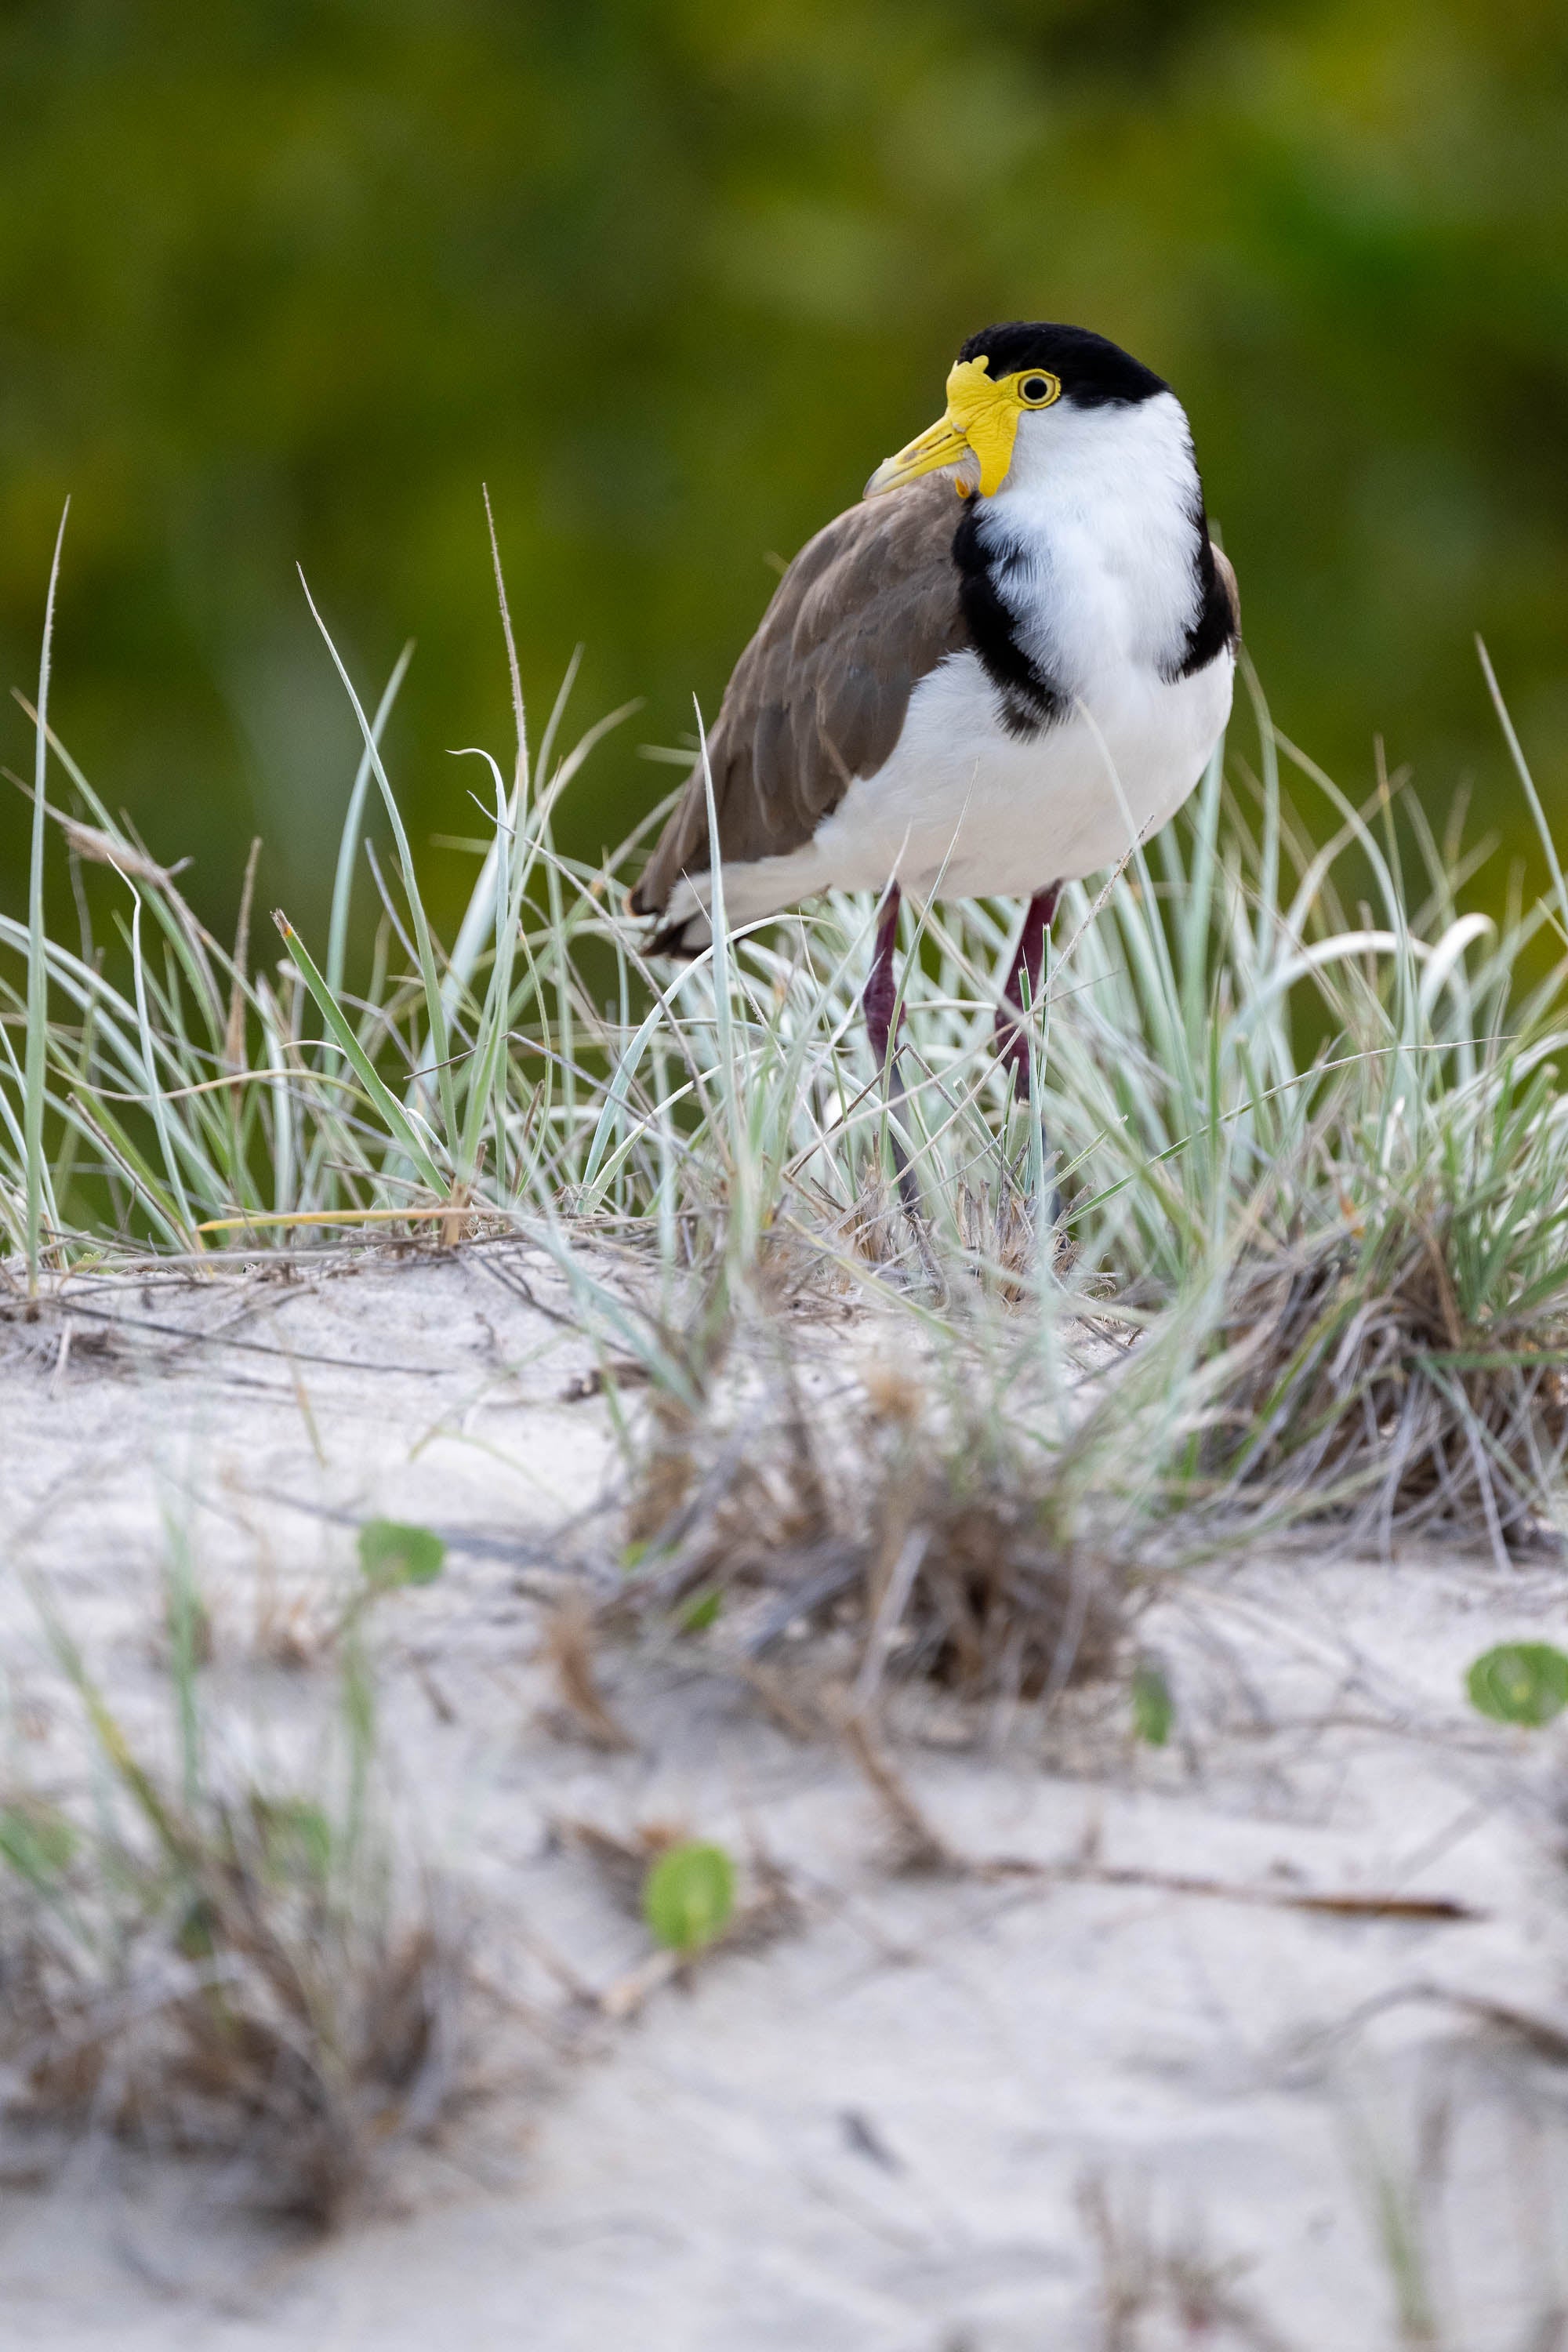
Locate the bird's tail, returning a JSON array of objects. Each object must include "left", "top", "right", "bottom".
[{"left": 622, "top": 882, "right": 710, "bottom": 960}]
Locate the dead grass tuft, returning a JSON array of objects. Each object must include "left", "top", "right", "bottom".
[
  {"left": 0, "top": 1791, "right": 466, "bottom": 2227},
  {"left": 955, "top": 1175, "right": 1056, "bottom": 1298},
  {"left": 874, "top": 1476, "right": 1123, "bottom": 1700},
  {"left": 0, "top": 1595, "right": 472, "bottom": 2229},
  {"left": 618, "top": 1331, "right": 1128, "bottom": 1715},
  {"left": 1204, "top": 1182, "right": 1568, "bottom": 1554},
  {"left": 1079, "top": 2172, "right": 1298, "bottom": 2352}
]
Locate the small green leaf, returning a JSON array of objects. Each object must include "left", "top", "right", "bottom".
[
  {"left": 677, "top": 1588, "right": 722, "bottom": 1635},
  {"left": 644, "top": 1841, "right": 735, "bottom": 1954},
  {"left": 0, "top": 1801, "right": 77, "bottom": 1888},
  {"left": 1132, "top": 1661, "right": 1174, "bottom": 1747},
  {"left": 1466, "top": 1642, "right": 1568, "bottom": 1728},
  {"left": 358, "top": 1519, "right": 446, "bottom": 1592}
]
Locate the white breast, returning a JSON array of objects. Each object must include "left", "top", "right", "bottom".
[
  {"left": 810, "top": 641, "right": 1233, "bottom": 901},
  {"left": 998, "top": 390, "right": 1214, "bottom": 686}
]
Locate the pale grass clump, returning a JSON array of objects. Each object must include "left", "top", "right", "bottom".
[
  {"left": 0, "top": 1584, "right": 466, "bottom": 2227},
  {"left": 601, "top": 1293, "right": 1197, "bottom": 1719},
  {"left": 1200, "top": 1134, "right": 1568, "bottom": 1555},
  {"left": 0, "top": 517, "right": 1565, "bottom": 1552}
]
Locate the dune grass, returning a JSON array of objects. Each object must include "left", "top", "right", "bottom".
[
  {"left": 2, "top": 532, "right": 1566, "bottom": 1559},
  {"left": 0, "top": 1549, "right": 466, "bottom": 2224}
]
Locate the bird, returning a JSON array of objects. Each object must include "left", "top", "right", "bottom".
[{"left": 628, "top": 321, "right": 1238, "bottom": 1192}]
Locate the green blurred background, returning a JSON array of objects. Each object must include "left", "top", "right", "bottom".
[{"left": 2, "top": 0, "right": 1565, "bottom": 949}]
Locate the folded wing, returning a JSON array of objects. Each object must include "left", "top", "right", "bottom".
[{"left": 630, "top": 478, "right": 969, "bottom": 919}]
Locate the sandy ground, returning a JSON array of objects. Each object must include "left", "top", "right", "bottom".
[{"left": 3, "top": 1240, "right": 1568, "bottom": 2350}]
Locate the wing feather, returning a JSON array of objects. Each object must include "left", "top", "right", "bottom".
[{"left": 630, "top": 479, "right": 967, "bottom": 916}]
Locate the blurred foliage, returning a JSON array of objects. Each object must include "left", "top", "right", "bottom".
[{"left": 1, "top": 0, "right": 1566, "bottom": 948}]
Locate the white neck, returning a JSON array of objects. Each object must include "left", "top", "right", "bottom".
[{"left": 981, "top": 390, "right": 1205, "bottom": 687}]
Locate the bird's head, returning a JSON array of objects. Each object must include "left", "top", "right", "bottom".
[{"left": 865, "top": 322, "right": 1168, "bottom": 502}]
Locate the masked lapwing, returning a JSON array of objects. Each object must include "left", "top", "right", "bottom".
[{"left": 629, "top": 320, "right": 1238, "bottom": 1174}]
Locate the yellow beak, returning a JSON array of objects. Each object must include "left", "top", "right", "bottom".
[
  {"left": 863, "top": 356, "right": 1021, "bottom": 502},
  {"left": 863, "top": 411, "right": 973, "bottom": 500}
]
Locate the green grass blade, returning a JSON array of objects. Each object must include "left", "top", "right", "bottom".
[
  {"left": 327, "top": 639, "right": 415, "bottom": 1001},
  {"left": 274, "top": 911, "right": 448, "bottom": 1196},
  {"left": 24, "top": 503, "right": 69, "bottom": 1293},
  {"left": 298, "top": 572, "right": 459, "bottom": 1149}
]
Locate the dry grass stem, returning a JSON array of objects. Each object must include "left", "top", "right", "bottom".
[{"left": 541, "top": 1599, "right": 636, "bottom": 1751}]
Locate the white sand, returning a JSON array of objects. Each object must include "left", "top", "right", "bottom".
[{"left": 3, "top": 1241, "right": 1568, "bottom": 2350}]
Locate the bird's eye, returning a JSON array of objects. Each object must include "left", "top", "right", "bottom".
[{"left": 1018, "top": 372, "right": 1059, "bottom": 408}]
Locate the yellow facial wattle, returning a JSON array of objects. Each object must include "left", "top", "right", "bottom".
[{"left": 864, "top": 356, "right": 1062, "bottom": 501}]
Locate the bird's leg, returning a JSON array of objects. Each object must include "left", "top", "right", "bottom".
[
  {"left": 863, "top": 884, "right": 904, "bottom": 1073},
  {"left": 994, "top": 884, "right": 1059, "bottom": 1098},
  {"left": 862, "top": 884, "right": 924, "bottom": 1219},
  {"left": 996, "top": 884, "right": 1063, "bottom": 1229}
]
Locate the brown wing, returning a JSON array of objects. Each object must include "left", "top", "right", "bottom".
[{"left": 630, "top": 478, "right": 968, "bottom": 916}]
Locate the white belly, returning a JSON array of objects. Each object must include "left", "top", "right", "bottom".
[
  {"left": 814, "top": 646, "right": 1233, "bottom": 896},
  {"left": 678, "top": 645, "right": 1234, "bottom": 931}
]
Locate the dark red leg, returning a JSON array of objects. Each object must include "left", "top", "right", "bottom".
[
  {"left": 863, "top": 884, "right": 904, "bottom": 1070},
  {"left": 994, "top": 884, "right": 1060, "bottom": 1098},
  {"left": 862, "top": 884, "right": 924, "bottom": 1218}
]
